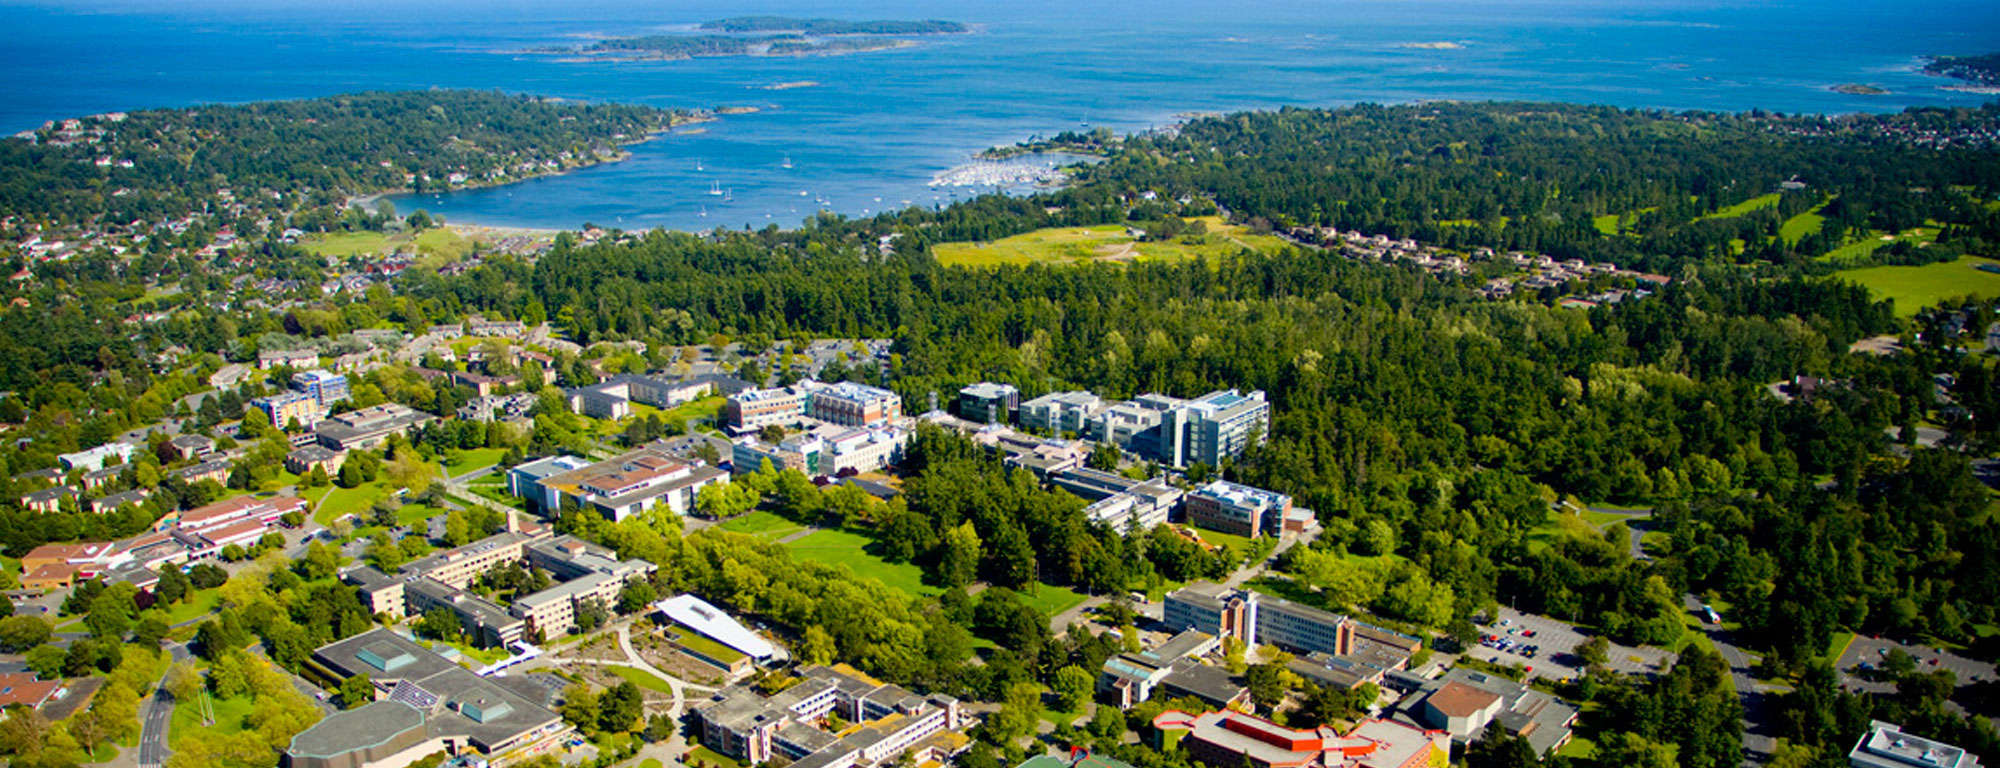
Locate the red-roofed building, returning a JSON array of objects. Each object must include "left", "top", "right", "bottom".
[
  {"left": 176, "top": 495, "right": 305, "bottom": 533},
  {"left": 0, "top": 672, "right": 64, "bottom": 710},
  {"left": 1153, "top": 709, "right": 1447, "bottom": 768}
]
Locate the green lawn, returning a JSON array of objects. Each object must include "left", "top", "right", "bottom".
[
  {"left": 717, "top": 510, "right": 807, "bottom": 538},
  {"left": 1818, "top": 226, "right": 1941, "bottom": 266},
  {"left": 1579, "top": 509, "right": 1635, "bottom": 528},
  {"left": 667, "top": 625, "right": 749, "bottom": 664},
  {"left": 397, "top": 504, "right": 448, "bottom": 529},
  {"left": 1592, "top": 214, "right": 1620, "bottom": 236},
  {"left": 661, "top": 395, "right": 727, "bottom": 425},
  {"left": 421, "top": 637, "right": 510, "bottom": 666},
  {"left": 606, "top": 665, "right": 678, "bottom": 694},
  {"left": 151, "top": 588, "right": 224, "bottom": 625},
  {"left": 1556, "top": 734, "right": 1597, "bottom": 760},
  {"left": 782, "top": 528, "right": 940, "bottom": 597},
  {"left": 169, "top": 691, "right": 257, "bottom": 741},
  {"left": 1826, "top": 630, "right": 1857, "bottom": 661},
  {"left": 1698, "top": 193, "right": 1780, "bottom": 220},
  {"left": 934, "top": 216, "right": 1287, "bottom": 268},
  {"left": 445, "top": 447, "right": 508, "bottom": 477},
  {"left": 314, "top": 481, "right": 391, "bottom": 526},
  {"left": 1780, "top": 201, "right": 1829, "bottom": 244},
  {"left": 642, "top": 760, "right": 665, "bottom": 768},
  {"left": 1837, "top": 255, "right": 2000, "bottom": 318},
  {"left": 1018, "top": 583, "right": 1089, "bottom": 617},
  {"left": 689, "top": 744, "right": 747, "bottom": 768}
]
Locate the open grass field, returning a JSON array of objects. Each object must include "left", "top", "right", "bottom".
[
  {"left": 170, "top": 691, "right": 257, "bottom": 741},
  {"left": 782, "top": 528, "right": 940, "bottom": 597},
  {"left": 396, "top": 504, "right": 447, "bottom": 529},
  {"left": 314, "top": 480, "right": 391, "bottom": 526},
  {"left": 297, "top": 227, "right": 473, "bottom": 261},
  {"left": 1526, "top": 512, "right": 1601, "bottom": 553},
  {"left": 1592, "top": 214, "right": 1619, "bottom": 236},
  {"left": 1837, "top": 255, "right": 2000, "bottom": 317},
  {"left": 718, "top": 510, "right": 807, "bottom": 538},
  {"left": 1698, "top": 193, "right": 1780, "bottom": 221},
  {"left": 445, "top": 447, "right": 507, "bottom": 477},
  {"left": 1780, "top": 201, "right": 1830, "bottom": 244},
  {"left": 690, "top": 744, "right": 747, "bottom": 768},
  {"left": 1018, "top": 583, "right": 1089, "bottom": 617},
  {"left": 933, "top": 216, "right": 1288, "bottom": 268}
]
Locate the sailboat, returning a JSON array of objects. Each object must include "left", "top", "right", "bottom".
[
  {"left": 707, "top": 181, "right": 724, "bottom": 196},
  {"left": 695, "top": 158, "right": 704, "bottom": 171},
  {"left": 698, "top": 205, "right": 708, "bottom": 218},
  {"left": 781, "top": 156, "right": 794, "bottom": 169}
]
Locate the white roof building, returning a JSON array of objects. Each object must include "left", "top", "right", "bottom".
[{"left": 653, "top": 594, "right": 777, "bottom": 661}]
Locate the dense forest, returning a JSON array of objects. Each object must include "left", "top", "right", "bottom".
[{"left": 0, "top": 90, "right": 681, "bottom": 227}]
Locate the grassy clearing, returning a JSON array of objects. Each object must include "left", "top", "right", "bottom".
[
  {"left": 933, "top": 216, "right": 1287, "bottom": 268},
  {"left": 1838, "top": 256, "right": 2000, "bottom": 318},
  {"left": 1194, "top": 528, "right": 1274, "bottom": 565},
  {"left": 1579, "top": 509, "right": 1638, "bottom": 528},
  {"left": 152, "top": 588, "right": 224, "bottom": 626},
  {"left": 1818, "top": 226, "right": 1941, "bottom": 266},
  {"left": 445, "top": 447, "right": 508, "bottom": 477},
  {"left": 1592, "top": 214, "right": 1620, "bottom": 236},
  {"left": 314, "top": 481, "right": 391, "bottom": 526},
  {"left": 1780, "top": 201, "right": 1829, "bottom": 244},
  {"left": 782, "top": 528, "right": 940, "bottom": 597},
  {"left": 297, "top": 227, "right": 472, "bottom": 261},
  {"left": 169, "top": 691, "right": 256, "bottom": 741},
  {"left": 606, "top": 665, "right": 677, "bottom": 693},
  {"left": 396, "top": 504, "right": 448, "bottom": 529},
  {"left": 718, "top": 510, "right": 807, "bottom": 538},
  {"left": 1698, "top": 193, "right": 1780, "bottom": 221},
  {"left": 1019, "top": 583, "right": 1089, "bottom": 617},
  {"left": 1826, "top": 630, "right": 1857, "bottom": 661},
  {"left": 1526, "top": 513, "right": 1601, "bottom": 553}
]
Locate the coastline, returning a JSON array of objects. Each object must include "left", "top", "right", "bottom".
[{"left": 346, "top": 113, "right": 714, "bottom": 212}]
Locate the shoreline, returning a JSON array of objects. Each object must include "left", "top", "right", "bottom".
[{"left": 346, "top": 113, "right": 715, "bottom": 212}]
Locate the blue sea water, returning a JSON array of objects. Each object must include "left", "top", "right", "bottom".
[{"left": 5, "top": 0, "right": 2000, "bottom": 231}]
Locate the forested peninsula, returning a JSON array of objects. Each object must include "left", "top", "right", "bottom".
[{"left": 0, "top": 90, "right": 687, "bottom": 228}]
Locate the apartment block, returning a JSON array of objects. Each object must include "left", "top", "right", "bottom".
[
  {"left": 291, "top": 369, "right": 351, "bottom": 409},
  {"left": 251, "top": 391, "right": 323, "bottom": 430}
]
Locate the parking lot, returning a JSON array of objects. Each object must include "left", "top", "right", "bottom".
[
  {"left": 1465, "top": 606, "right": 1675, "bottom": 683},
  {"left": 1835, "top": 635, "right": 1995, "bottom": 695}
]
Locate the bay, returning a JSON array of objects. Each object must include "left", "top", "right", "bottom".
[{"left": 4, "top": 0, "right": 1999, "bottom": 231}]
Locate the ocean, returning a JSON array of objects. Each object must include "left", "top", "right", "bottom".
[{"left": 5, "top": 0, "right": 1999, "bottom": 231}]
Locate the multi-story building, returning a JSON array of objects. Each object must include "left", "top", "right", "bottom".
[
  {"left": 1019, "top": 391, "right": 1104, "bottom": 434},
  {"left": 291, "top": 369, "right": 351, "bottom": 409},
  {"left": 957, "top": 382, "right": 1019, "bottom": 424},
  {"left": 1184, "top": 480, "right": 1301, "bottom": 538},
  {"left": 1151, "top": 709, "right": 1447, "bottom": 768},
  {"left": 1165, "top": 582, "right": 1355, "bottom": 658},
  {"left": 312, "top": 403, "right": 436, "bottom": 451},
  {"left": 1847, "top": 721, "right": 1982, "bottom": 768},
  {"left": 1098, "top": 630, "right": 1221, "bottom": 707},
  {"left": 58, "top": 442, "right": 138, "bottom": 472},
  {"left": 250, "top": 391, "right": 323, "bottom": 430},
  {"left": 724, "top": 386, "right": 812, "bottom": 433},
  {"left": 257, "top": 348, "right": 319, "bottom": 370},
  {"left": 805, "top": 381, "right": 903, "bottom": 427},
  {"left": 292, "top": 629, "right": 570, "bottom": 768},
  {"left": 1179, "top": 389, "right": 1271, "bottom": 469},
  {"left": 511, "top": 447, "right": 727, "bottom": 522},
  {"left": 692, "top": 665, "right": 965, "bottom": 768},
  {"left": 1051, "top": 467, "right": 1183, "bottom": 532},
  {"left": 1394, "top": 667, "right": 1580, "bottom": 757},
  {"left": 733, "top": 425, "right": 910, "bottom": 479}
]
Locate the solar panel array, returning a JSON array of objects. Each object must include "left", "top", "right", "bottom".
[{"left": 388, "top": 680, "right": 438, "bottom": 710}]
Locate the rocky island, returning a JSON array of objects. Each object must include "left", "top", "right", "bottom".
[{"left": 542, "top": 16, "right": 967, "bottom": 63}]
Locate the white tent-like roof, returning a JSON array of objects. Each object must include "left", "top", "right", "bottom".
[{"left": 653, "top": 594, "right": 777, "bottom": 660}]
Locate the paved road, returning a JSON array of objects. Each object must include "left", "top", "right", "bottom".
[
  {"left": 137, "top": 645, "right": 189, "bottom": 768},
  {"left": 1683, "top": 595, "right": 1777, "bottom": 765},
  {"left": 1578, "top": 505, "right": 1653, "bottom": 560}
]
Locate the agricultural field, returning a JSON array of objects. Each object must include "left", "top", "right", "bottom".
[
  {"left": 1837, "top": 255, "right": 2000, "bottom": 318},
  {"left": 933, "top": 216, "right": 1288, "bottom": 268}
]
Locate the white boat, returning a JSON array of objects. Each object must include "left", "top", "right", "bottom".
[
  {"left": 781, "top": 156, "right": 794, "bottom": 169},
  {"left": 707, "top": 181, "right": 723, "bottom": 196},
  {"left": 695, "top": 158, "right": 704, "bottom": 171}
]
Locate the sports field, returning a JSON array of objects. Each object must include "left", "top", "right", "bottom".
[{"left": 933, "top": 216, "right": 1288, "bottom": 268}]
